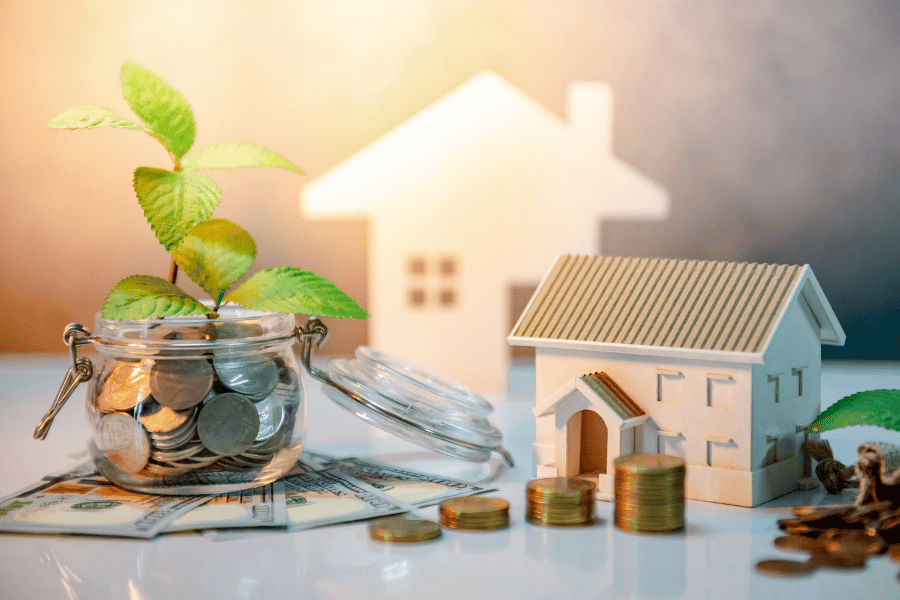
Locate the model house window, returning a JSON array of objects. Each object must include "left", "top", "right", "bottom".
[
  {"left": 657, "top": 430, "right": 686, "bottom": 459},
  {"left": 706, "top": 436, "right": 736, "bottom": 468},
  {"left": 767, "top": 373, "right": 781, "bottom": 403},
  {"left": 706, "top": 373, "right": 734, "bottom": 408},
  {"left": 439, "top": 256, "right": 456, "bottom": 276},
  {"left": 656, "top": 368, "right": 683, "bottom": 403},
  {"left": 765, "top": 433, "right": 795, "bottom": 465},
  {"left": 791, "top": 367, "right": 805, "bottom": 398},
  {"left": 439, "top": 289, "right": 456, "bottom": 307}
]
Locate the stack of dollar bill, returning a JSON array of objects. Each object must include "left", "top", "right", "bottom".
[{"left": 0, "top": 451, "right": 493, "bottom": 539}]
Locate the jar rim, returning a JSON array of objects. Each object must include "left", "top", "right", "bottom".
[{"left": 92, "top": 303, "right": 298, "bottom": 352}]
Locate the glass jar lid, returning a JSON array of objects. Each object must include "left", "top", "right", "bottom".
[{"left": 294, "top": 326, "right": 513, "bottom": 468}]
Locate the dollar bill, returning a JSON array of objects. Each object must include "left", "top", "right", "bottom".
[
  {"left": 204, "top": 468, "right": 408, "bottom": 541},
  {"left": 297, "top": 450, "right": 495, "bottom": 507},
  {"left": 164, "top": 481, "right": 286, "bottom": 532},
  {"left": 0, "top": 464, "right": 209, "bottom": 538}
]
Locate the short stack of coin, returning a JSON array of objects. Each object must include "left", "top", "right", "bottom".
[
  {"left": 526, "top": 478, "right": 596, "bottom": 526},
  {"left": 439, "top": 496, "right": 510, "bottom": 530},
  {"left": 369, "top": 516, "right": 442, "bottom": 543},
  {"left": 614, "top": 454, "right": 685, "bottom": 533}
]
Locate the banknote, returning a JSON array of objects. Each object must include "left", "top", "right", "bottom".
[
  {"left": 297, "top": 450, "right": 495, "bottom": 507},
  {"left": 165, "top": 481, "right": 286, "bottom": 532},
  {"left": 0, "top": 464, "right": 209, "bottom": 538},
  {"left": 204, "top": 468, "right": 407, "bottom": 541}
]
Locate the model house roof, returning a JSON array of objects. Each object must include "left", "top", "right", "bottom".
[{"left": 510, "top": 255, "right": 845, "bottom": 363}]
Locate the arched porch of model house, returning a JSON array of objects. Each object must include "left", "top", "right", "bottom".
[{"left": 534, "top": 372, "right": 647, "bottom": 492}]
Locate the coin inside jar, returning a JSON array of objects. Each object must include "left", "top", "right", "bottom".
[
  {"left": 213, "top": 355, "right": 279, "bottom": 400},
  {"left": 98, "top": 412, "right": 150, "bottom": 474},
  {"left": 149, "top": 359, "right": 214, "bottom": 410},
  {"left": 97, "top": 360, "right": 153, "bottom": 412},
  {"left": 197, "top": 392, "right": 260, "bottom": 456}
]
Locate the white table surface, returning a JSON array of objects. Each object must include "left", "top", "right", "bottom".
[{"left": 1, "top": 354, "right": 899, "bottom": 600}]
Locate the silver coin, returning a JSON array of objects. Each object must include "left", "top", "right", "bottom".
[
  {"left": 151, "top": 442, "right": 206, "bottom": 462},
  {"left": 149, "top": 425, "right": 198, "bottom": 450},
  {"left": 254, "top": 390, "right": 288, "bottom": 442},
  {"left": 149, "top": 359, "right": 214, "bottom": 410},
  {"left": 97, "top": 359, "right": 153, "bottom": 412},
  {"left": 98, "top": 412, "right": 150, "bottom": 474},
  {"left": 197, "top": 393, "right": 260, "bottom": 456},
  {"left": 212, "top": 355, "right": 279, "bottom": 400}
]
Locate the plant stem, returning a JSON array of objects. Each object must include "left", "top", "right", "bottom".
[{"left": 168, "top": 259, "right": 179, "bottom": 285}]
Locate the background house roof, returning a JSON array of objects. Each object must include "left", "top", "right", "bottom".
[{"left": 510, "top": 255, "right": 844, "bottom": 360}]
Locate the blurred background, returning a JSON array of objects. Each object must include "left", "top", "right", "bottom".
[{"left": 1, "top": 0, "right": 897, "bottom": 360}]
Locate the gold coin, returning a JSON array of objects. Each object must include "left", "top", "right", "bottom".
[
  {"left": 792, "top": 503, "right": 854, "bottom": 517},
  {"left": 773, "top": 535, "right": 821, "bottom": 554},
  {"left": 527, "top": 478, "right": 596, "bottom": 496},
  {"left": 756, "top": 559, "right": 816, "bottom": 577},
  {"left": 890, "top": 543, "right": 900, "bottom": 562},
  {"left": 368, "top": 517, "right": 442, "bottom": 543},
  {"left": 440, "top": 496, "right": 510, "bottom": 530},
  {"left": 614, "top": 454, "right": 686, "bottom": 476},
  {"left": 820, "top": 529, "right": 886, "bottom": 558}
]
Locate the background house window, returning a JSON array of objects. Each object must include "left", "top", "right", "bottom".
[
  {"left": 767, "top": 373, "right": 781, "bottom": 403},
  {"left": 408, "top": 256, "right": 426, "bottom": 275},
  {"left": 706, "top": 373, "right": 734, "bottom": 408},
  {"left": 657, "top": 369, "right": 683, "bottom": 403},
  {"left": 439, "top": 289, "right": 456, "bottom": 307},
  {"left": 439, "top": 256, "right": 456, "bottom": 276},
  {"left": 408, "top": 289, "right": 426, "bottom": 307}
]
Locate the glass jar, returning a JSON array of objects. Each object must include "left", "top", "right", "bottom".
[{"left": 84, "top": 306, "right": 304, "bottom": 495}]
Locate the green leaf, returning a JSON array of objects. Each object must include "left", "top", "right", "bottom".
[
  {"left": 807, "top": 389, "right": 900, "bottom": 433},
  {"left": 47, "top": 106, "right": 146, "bottom": 131},
  {"left": 133, "top": 167, "right": 221, "bottom": 250},
  {"left": 182, "top": 142, "right": 304, "bottom": 174},
  {"left": 225, "top": 267, "right": 368, "bottom": 319},
  {"left": 121, "top": 62, "right": 196, "bottom": 158},
  {"left": 172, "top": 219, "right": 257, "bottom": 301},
  {"left": 102, "top": 275, "right": 215, "bottom": 320}
]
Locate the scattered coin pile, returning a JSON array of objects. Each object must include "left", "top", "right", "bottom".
[
  {"left": 757, "top": 501, "right": 900, "bottom": 577},
  {"left": 526, "top": 478, "right": 597, "bottom": 526},
  {"left": 614, "top": 454, "right": 685, "bottom": 533},
  {"left": 439, "top": 496, "right": 510, "bottom": 530},
  {"left": 369, "top": 516, "right": 443, "bottom": 543},
  {"left": 92, "top": 336, "right": 299, "bottom": 479}
]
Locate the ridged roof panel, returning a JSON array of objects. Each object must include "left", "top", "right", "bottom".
[{"left": 512, "top": 255, "right": 803, "bottom": 354}]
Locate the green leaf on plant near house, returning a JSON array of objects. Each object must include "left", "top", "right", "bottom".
[
  {"left": 807, "top": 389, "right": 900, "bottom": 434},
  {"left": 102, "top": 275, "right": 214, "bottom": 320},
  {"left": 182, "top": 142, "right": 304, "bottom": 174},
  {"left": 133, "top": 167, "right": 221, "bottom": 250},
  {"left": 47, "top": 106, "right": 146, "bottom": 131},
  {"left": 225, "top": 267, "right": 368, "bottom": 319},
  {"left": 172, "top": 219, "right": 257, "bottom": 303},
  {"left": 121, "top": 62, "right": 196, "bottom": 159}
]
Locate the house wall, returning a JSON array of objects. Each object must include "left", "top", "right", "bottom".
[
  {"left": 750, "top": 294, "right": 823, "bottom": 471},
  {"left": 533, "top": 348, "right": 754, "bottom": 474}
]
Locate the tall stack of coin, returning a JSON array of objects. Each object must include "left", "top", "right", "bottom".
[
  {"left": 526, "top": 478, "right": 596, "bottom": 526},
  {"left": 439, "top": 496, "right": 510, "bottom": 530},
  {"left": 614, "top": 454, "right": 685, "bottom": 533}
]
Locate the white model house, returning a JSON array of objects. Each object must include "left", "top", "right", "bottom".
[
  {"left": 301, "top": 72, "right": 668, "bottom": 392},
  {"left": 509, "top": 254, "right": 846, "bottom": 507}
]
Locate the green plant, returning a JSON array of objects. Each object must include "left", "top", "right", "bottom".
[
  {"left": 48, "top": 62, "right": 367, "bottom": 321},
  {"left": 807, "top": 389, "right": 900, "bottom": 434}
]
